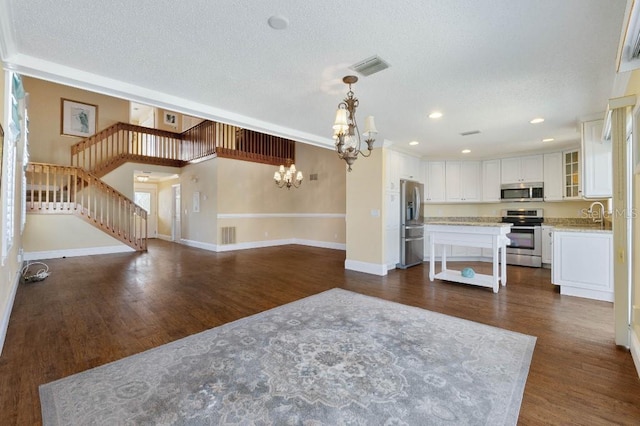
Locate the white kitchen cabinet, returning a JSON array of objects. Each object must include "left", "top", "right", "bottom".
[
  {"left": 399, "top": 152, "right": 422, "bottom": 182},
  {"left": 423, "top": 161, "right": 446, "bottom": 202},
  {"left": 385, "top": 226, "right": 400, "bottom": 269},
  {"left": 445, "top": 161, "right": 481, "bottom": 202},
  {"left": 541, "top": 225, "right": 554, "bottom": 265},
  {"left": 385, "top": 149, "right": 401, "bottom": 192},
  {"left": 563, "top": 149, "right": 581, "bottom": 199},
  {"left": 501, "top": 154, "right": 543, "bottom": 184},
  {"left": 385, "top": 191, "right": 400, "bottom": 229},
  {"left": 543, "top": 152, "right": 563, "bottom": 201},
  {"left": 552, "top": 230, "right": 613, "bottom": 301},
  {"left": 482, "top": 159, "right": 501, "bottom": 202},
  {"left": 581, "top": 119, "right": 612, "bottom": 198}
]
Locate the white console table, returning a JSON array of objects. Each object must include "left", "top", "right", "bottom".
[{"left": 425, "top": 222, "right": 512, "bottom": 293}]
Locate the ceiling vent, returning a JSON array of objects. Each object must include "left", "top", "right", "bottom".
[
  {"left": 460, "top": 130, "right": 481, "bottom": 136},
  {"left": 350, "top": 55, "right": 390, "bottom": 77},
  {"left": 619, "top": 1, "right": 640, "bottom": 72}
]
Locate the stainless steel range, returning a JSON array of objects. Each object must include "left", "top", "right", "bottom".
[{"left": 501, "top": 209, "right": 543, "bottom": 268}]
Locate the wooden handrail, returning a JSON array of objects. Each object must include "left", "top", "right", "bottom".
[
  {"left": 26, "top": 162, "right": 147, "bottom": 251},
  {"left": 70, "top": 120, "right": 296, "bottom": 175}
]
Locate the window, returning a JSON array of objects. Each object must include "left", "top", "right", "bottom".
[{"left": 1, "top": 72, "right": 24, "bottom": 264}]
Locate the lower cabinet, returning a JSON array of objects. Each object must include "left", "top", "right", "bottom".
[
  {"left": 552, "top": 230, "right": 613, "bottom": 301},
  {"left": 386, "top": 227, "right": 400, "bottom": 269},
  {"left": 541, "top": 225, "right": 553, "bottom": 266}
]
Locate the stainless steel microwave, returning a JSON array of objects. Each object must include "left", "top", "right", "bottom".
[{"left": 500, "top": 182, "right": 544, "bottom": 202}]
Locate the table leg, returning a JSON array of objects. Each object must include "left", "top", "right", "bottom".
[
  {"left": 492, "top": 238, "right": 499, "bottom": 293},
  {"left": 500, "top": 237, "right": 508, "bottom": 286},
  {"left": 442, "top": 244, "right": 447, "bottom": 273},
  {"left": 429, "top": 236, "right": 435, "bottom": 281}
]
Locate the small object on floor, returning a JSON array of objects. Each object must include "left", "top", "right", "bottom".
[
  {"left": 461, "top": 267, "right": 475, "bottom": 278},
  {"left": 21, "top": 262, "right": 50, "bottom": 283}
]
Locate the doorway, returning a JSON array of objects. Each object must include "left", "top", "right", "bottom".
[{"left": 134, "top": 187, "right": 158, "bottom": 238}]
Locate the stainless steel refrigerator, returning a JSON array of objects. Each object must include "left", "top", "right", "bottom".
[{"left": 397, "top": 179, "right": 425, "bottom": 269}]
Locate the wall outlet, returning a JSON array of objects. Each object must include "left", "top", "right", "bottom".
[{"left": 264, "top": 231, "right": 269, "bottom": 237}]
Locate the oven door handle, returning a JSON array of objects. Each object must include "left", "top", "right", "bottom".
[{"left": 509, "top": 226, "right": 539, "bottom": 230}]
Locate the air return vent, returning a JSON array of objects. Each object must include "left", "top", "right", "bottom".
[
  {"left": 220, "top": 227, "right": 236, "bottom": 245},
  {"left": 460, "top": 130, "right": 481, "bottom": 136},
  {"left": 350, "top": 55, "right": 390, "bottom": 77}
]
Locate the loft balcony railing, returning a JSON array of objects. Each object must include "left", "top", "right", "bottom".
[
  {"left": 70, "top": 120, "right": 296, "bottom": 176},
  {"left": 25, "top": 162, "right": 147, "bottom": 251}
]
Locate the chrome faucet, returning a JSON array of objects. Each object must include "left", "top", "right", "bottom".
[{"left": 588, "top": 201, "right": 606, "bottom": 229}]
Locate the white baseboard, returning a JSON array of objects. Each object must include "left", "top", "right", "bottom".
[
  {"left": 179, "top": 239, "right": 219, "bottom": 252},
  {"left": 23, "top": 245, "right": 135, "bottom": 261},
  {"left": 179, "top": 238, "right": 346, "bottom": 253},
  {"left": 559, "top": 286, "right": 614, "bottom": 303},
  {"left": 215, "top": 239, "right": 292, "bottom": 252},
  {"left": 294, "top": 239, "right": 345, "bottom": 251},
  {"left": 345, "top": 259, "right": 388, "bottom": 276},
  {"left": 631, "top": 329, "right": 640, "bottom": 378},
  {"left": 156, "top": 233, "right": 173, "bottom": 242},
  {"left": 0, "top": 269, "right": 20, "bottom": 356}
]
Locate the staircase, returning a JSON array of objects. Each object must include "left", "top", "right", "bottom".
[
  {"left": 27, "top": 119, "right": 297, "bottom": 251},
  {"left": 26, "top": 163, "right": 149, "bottom": 251}
]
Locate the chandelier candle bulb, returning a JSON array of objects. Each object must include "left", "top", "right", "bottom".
[
  {"left": 364, "top": 116, "right": 377, "bottom": 135},
  {"left": 333, "top": 109, "right": 349, "bottom": 132}
]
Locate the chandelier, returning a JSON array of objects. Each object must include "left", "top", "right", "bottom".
[
  {"left": 332, "top": 75, "right": 377, "bottom": 171},
  {"left": 274, "top": 161, "right": 303, "bottom": 189}
]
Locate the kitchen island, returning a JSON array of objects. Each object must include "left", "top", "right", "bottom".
[{"left": 425, "top": 222, "right": 512, "bottom": 293}]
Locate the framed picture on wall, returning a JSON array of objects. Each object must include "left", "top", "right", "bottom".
[
  {"left": 163, "top": 112, "right": 177, "bottom": 126},
  {"left": 61, "top": 99, "right": 98, "bottom": 137}
]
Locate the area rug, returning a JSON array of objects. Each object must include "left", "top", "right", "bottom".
[{"left": 40, "top": 288, "right": 536, "bottom": 425}]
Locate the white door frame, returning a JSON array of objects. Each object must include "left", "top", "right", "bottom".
[{"left": 172, "top": 184, "right": 181, "bottom": 242}]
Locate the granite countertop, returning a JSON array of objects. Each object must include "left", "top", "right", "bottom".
[
  {"left": 425, "top": 221, "right": 511, "bottom": 227},
  {"left": 552, "top": 225, "right": 612, "bottom": 234}
]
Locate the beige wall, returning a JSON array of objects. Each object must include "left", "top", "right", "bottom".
[
  {"left": 180, "top": 160, "right": 218, "bottom": 244},
  {"left": 346, "top": 149, "right": 384, "bottom": 264},
  {"left": 204, "top": 144, "right": 346, "bottom": 246},
  {"left": 157, "top": 177, "right": 179, "bottom": 238},
  {"left": 22, "top": 77, "right": 129, "bottom": 165},
  {"left": 22, "top": 215, "right": 126, "bottom": 251}
]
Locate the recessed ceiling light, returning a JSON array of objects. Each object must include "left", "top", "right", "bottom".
[
  {"left": 428, "top": 112, "right": 443, "bottom": 119},
  {"left": 530, "top": 117, "right": 544, "bottom": 124},
  {"left": 267, "top": 15, "right": 289, "bottom": 30},
  {"left": 542, "top": 138, "right": 555, "bottom": 142},
  {"left": 409, "top": 141, "right": 419, "bottom": 146},
  {"left": 462, "top": 149, "right": 471, "bottom": 154}
]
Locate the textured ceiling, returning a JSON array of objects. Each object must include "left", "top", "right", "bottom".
[{"left": 0, "top": 0, "right": 629, "bottom": 159}]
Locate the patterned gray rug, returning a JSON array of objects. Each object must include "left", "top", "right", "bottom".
[{"left": 40, "top": 288, "right": 536, "bottom": 425}]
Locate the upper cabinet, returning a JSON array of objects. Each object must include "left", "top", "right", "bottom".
[
  {"left": 385, "top": 150, "right": 422, "bottom": 192},
  {"left": 445, "top": 161, "right": 481, "bottom": 202},
  {"left": 500, "top": 154, "right": 543, "bottom": 184},
  {"left": 399, "top": 153, "right": 422, "bottom": 182},
  {"left": 385, "top": 149, "right": 401, "bottom": 192},
  {"left": 481, "top": 159, "right": 501, "bottom": 202},
  {"left": 581, "top": 119, "right": 612, "bottom": 198},
  {"left": 424, "top": 161, "right": 446, "bottom": 202},
  {"left": 543, "top": 152, "right": 563, "bottom": 201},
  {"left": 563, "top": 149, "right": 581, "bottom": 199}
]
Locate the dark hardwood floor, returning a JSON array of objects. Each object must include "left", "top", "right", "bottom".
[{"left": 1, "top": 239, "right": 639, "bottom": 424}]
